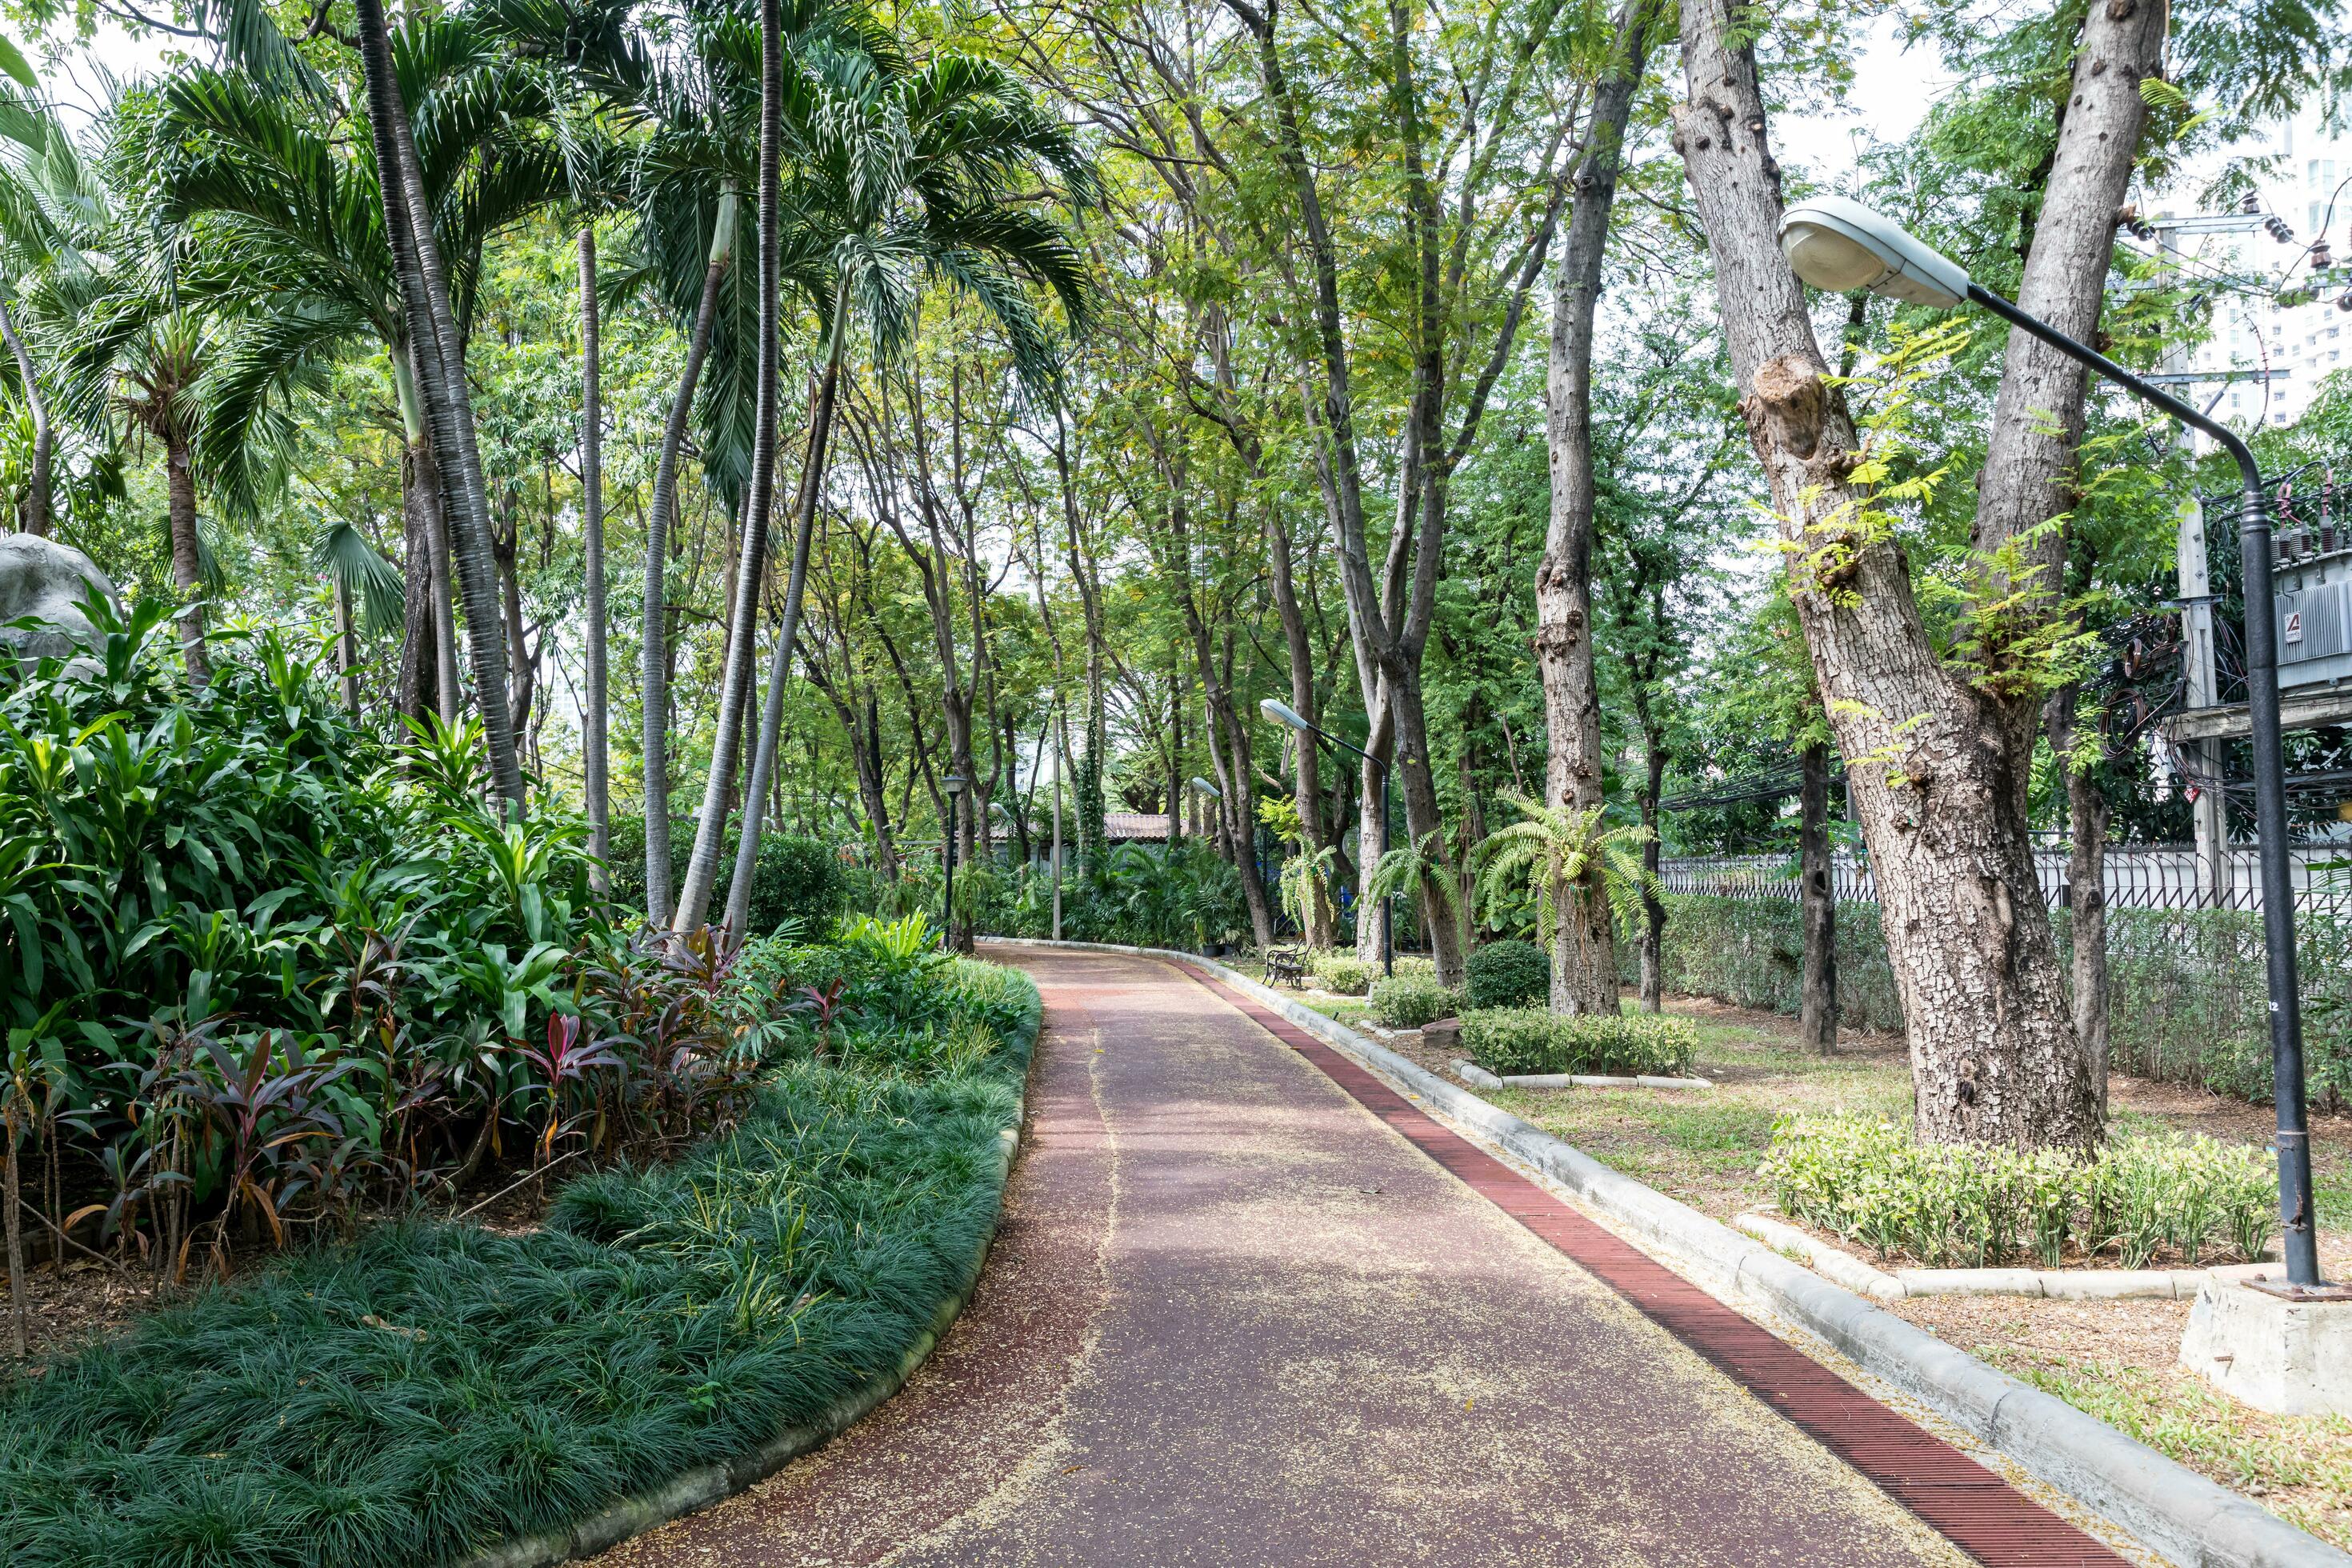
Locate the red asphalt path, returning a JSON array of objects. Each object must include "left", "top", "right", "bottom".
[{"left": 592, "top": 946, "right": 2131, "bottom": 1568}]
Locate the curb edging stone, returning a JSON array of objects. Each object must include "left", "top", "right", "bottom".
[
  {"left": 456, "top": 1006, "right": 1040, "bottom": 1568},
  {"left": 1002, "top": 939, "right": 2345, "bottom": 1568}
]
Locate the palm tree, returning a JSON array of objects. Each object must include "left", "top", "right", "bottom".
[
  {"left": 310, "top": 516, "right": 405, "bottom": 711},
  {"left": 151, "top": 34, "right": 568, "bottom": 737},
  {"left": 0, "top": 79, "right": 100, "bottom": 540},
  {"left": 1471, "top": 796, "right": 1654, "bottom": 1014},
  {"left": 690, "top": 52, "right": 1103, "bottom": 935}
]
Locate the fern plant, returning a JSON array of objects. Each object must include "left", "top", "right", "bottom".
[
  {"left": 1470, "top": 795, "right": 1654, "bottom": 946},
  {"left": 1366, "top": 830, "right": 1462, "bottom": 948}
]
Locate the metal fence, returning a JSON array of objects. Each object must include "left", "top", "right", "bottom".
[{"left": 1658, "top": 833, "right": 2352, "bottom": 920}]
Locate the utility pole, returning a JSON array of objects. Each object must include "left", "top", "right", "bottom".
[{"left": 2151, "top": 210, "right": 2266, "bottom": 904}]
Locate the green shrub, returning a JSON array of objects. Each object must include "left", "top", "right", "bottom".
[
  {"left": 0, "top": 961, "right": 1041, "bottom": 1568},
  {"left": 1369, "top": 973, "right": 1458, "bottom": 1029},
  {"left": 606, "top": 817, "right": 847, "bottom": 937},
  {"left": 1462, "top": 1008, "right": 1698, "bottom": 1078},
  {"left": 1310, "top": 949, "right": 1377, "bottom": 994},
  {"left": 1466, "top": 938, "right": 1548, "bottom": 1009},
  {"left": 1758, "top": 1113, "right": 2277, "bottom": 1268}
]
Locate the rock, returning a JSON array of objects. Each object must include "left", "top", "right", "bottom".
[
  {"left": 0, "top": 535, "right": 122, "bottom": 662},
  {"left": 1423, "top": 1016, "right": 1462, "bottom": 1051}
]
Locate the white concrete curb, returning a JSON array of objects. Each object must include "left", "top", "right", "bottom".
[
  {"left": 998, "top": 939, "right": 2347, "bottom": 1568},
  {"left": 1731, "top": 1214, "right": 2230, "bottom": 1302}
]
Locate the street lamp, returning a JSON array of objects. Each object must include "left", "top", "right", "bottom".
[
  {"left": 942, "top": 772, "right": 966, "bottom": 953},
  {"left": 1260, "top": 697, "right": 1394, "bottom": 976},
  {"left": 1781, "top": 196, "right": 2326, "bottom": 1291},
  {"left": 1189, "top": 775, "right": 1222, "bottom": 840}
]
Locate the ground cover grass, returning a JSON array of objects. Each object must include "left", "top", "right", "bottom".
[{"left": 0, "top": 962, "right": 1039, "bottom": 1568}]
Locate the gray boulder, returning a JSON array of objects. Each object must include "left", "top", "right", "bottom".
[{"left": 0, "top": 534, "right": 122, "bottom": 662}]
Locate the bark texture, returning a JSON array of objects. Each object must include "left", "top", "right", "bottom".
[
  {"left": 1669, "top": 0, "right": 2155, "bottom": 1150},
  {"left": 579, "top": 226, "right": 610, "bottom": 894},
  {"left": 1800, "top": 742, "right": 1838, "bottom": 1052},
  {"left": 1, "top": 300, "right": 50, "bottom": 538},
  {"left": 1538, "top": 0, "right": 1654, "bottom": 1014},
  {"left": 164, "top": 432, "right": 208, "bottom": 682}
]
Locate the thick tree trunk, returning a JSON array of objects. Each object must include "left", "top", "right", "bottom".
[
  {"left": 353, "top": 0, "right": 522, "bottom": 808},
  {"left": 164, "top": 432, "right": 208, "bottom": 682},
  {"left": 639, "top": 190, "right": 734, "bottom": 925},
  {"left": 1538, "top": 0, "right": 1653, "bottom": 1014},
  {"left": 1269, "top": 508, "right": 1334, "bottom": 947},
  {"left": 579, "top": 226, "right": 609, "bottom": 894},
  {"left": 1669, "top": 0, "right": 2130, "bottom": 1150},
  {"left": 1800, "top": 741, "right": 1838, "bottom": 1051},
  {"left": 673, "top": 0, "right": 784, "bottom": 932},
  {"left": 1, "top": 300, "right": 50, "bottom": 538}
]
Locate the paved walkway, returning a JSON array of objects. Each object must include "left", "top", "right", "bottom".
[{"left": 591, "top": 947, "right": 2110, "bottom": 1567}]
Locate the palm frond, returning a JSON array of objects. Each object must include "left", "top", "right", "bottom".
[{"left": 310, "top": 519, "right": 406, "bottom": 634}]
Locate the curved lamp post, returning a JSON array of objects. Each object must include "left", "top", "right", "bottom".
[
  {"left": 1260, "top": 698, "right": 1394, "bottom": 977},
  {"left": 1780, "top": 196, "right": 2322, "bottom": 1290},
  {"left": 942, "top": 772, "right": 966, "bottom": 952}
]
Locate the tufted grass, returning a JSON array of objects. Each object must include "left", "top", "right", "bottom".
[{"left": 0, "top": 971, "right": 1039, "bottom": 1568}]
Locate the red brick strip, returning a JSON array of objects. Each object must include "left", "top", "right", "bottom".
[{"left": 1183, "top": 966, "right": 2133, "bottom": 1568}]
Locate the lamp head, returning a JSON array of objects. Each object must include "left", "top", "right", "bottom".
[
  {"left": 1190, "top": 776, "right": 1222, "bottom": 799},
  {"left": 1260, "top": 696, "right": 1310, "bottom": 732},
  {"left": 944, "top": 772, "right": 966, "bottom": 798},
  {"left": 1778, "top": 196, "right": 1969, "bottom": 310}
]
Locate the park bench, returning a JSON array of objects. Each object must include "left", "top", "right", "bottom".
[{"left": 1263, "top": 946, "right": 1308, "bottom": 988}]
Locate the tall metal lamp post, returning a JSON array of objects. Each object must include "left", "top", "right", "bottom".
[
  {"left": 942, "top": 772, "right": 966, "bottom": 953},
  {"left": 1260, "top": 698, "right": 1394, "bottom": 977},
  {"left": 1778, "top": 196, "right": 2324, "bottom": 1290}
]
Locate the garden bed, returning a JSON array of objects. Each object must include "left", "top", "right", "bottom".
[
  {"left": 0, "top": 961, "right": 1040, "bottom": 1568},
  {"left": 1407, "top": 988, "right": 2352, "bottom": 1551}
]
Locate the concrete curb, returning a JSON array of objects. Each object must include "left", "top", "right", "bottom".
[
  {"left": 1731, "top": 1213, "right": 2228, "bottom": 1302},
  {"left": 457, "top": 1004, "right": 1040, "bottom": 1568},
  {"left": 1004, "top": 940, "right": 2345, "bottom": 1568}
]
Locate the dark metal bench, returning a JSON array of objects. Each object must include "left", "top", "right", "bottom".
[{"left": 1263, "top": 946, "right": 1308, "bottom": 988}]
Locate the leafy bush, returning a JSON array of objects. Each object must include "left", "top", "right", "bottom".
[
  {"left": 1462, "top": 1009, "right": 1698, "bottom": 1078},
  {"left": 1759, "top": 1114, "right": 2277, "bottom": 1268},
  {"left": 606, "top": 816, "right": 848, "bottom": 937},
  {"left": 1369, "top": 974, "right": 1457, "bottom": 1029},
  {"left": 1309, "top": 949, "right": 1376, "bottom": 995},
  {"left": 0, "top": 960, "right": 1041, "bottom": 1568},
  {"left": 1466, "top": 938, "right": 1548, "bottom": 1009},
  {"left": 0, "top": 606, "right": 792, "bottom": 1282},
  {"left": 974, "top": 841, "right": 1248, "bottom": 950}
]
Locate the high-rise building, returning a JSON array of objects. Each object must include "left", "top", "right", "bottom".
[{"left": 2170, "top": 113, "right": 2352, "bottom": 432}]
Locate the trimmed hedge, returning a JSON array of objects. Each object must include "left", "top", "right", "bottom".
[
  {"left": 1369, "top": 973, "right": 1458, "bottom": 1029},
  {"left": 0, "top": 961, "right": 1038, "bottom": 1568},
  {"left": 1466, "top": 938, "right": 1548, "bottom": 1009},
  {"left": 1462, "top": 1007, "right": 1698, "bottom": 1078},
  {"left": 1641, "top": 893, "right": 2352, "bottom": 1105},
  {"left": 606, "top": 817, "right": 848, "bottom": 938}
]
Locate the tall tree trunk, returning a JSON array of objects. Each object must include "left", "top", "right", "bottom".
[
  {"left": 726, "top": 291, "right": 849, "bottom": 937},
  {"left": 353, "top": 0, "right": 523, "bottom": 808},
  {"left": 394, "top": 414, "right": 442, "bottom": 726},
  {"left": 674, "top": 0, "right": 783, "bottom": 932},
  {"left": 1637, "top": 719, "right": 1667, "bottom": 1013},
  {"left": 579, "top": 225, "right": 610, "bottom": 895},
  {"left": 1, "top": 300, "right": 50, "bottom": 538},
  {"left": 1538, "top": 0, "right": 1653, "bottom": 1013},
  {"left": 1799, "top": 742, "right": 1838, "bottom": 1051},
  {"left": 164, "top": 430, "right": 208, "bottom": 682},
  {"left": 1668, "top": 0, "right": 2150, "bottom": 1150},
  {"left": 2053, "top": 685, "right": 2110, "bottom": 1110},
  {"left": 639, "top": 187, "right": 735, "bottom": 924},
  {"left": 1269, "top": 506, "right": 1334, "bottom": 947}
]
